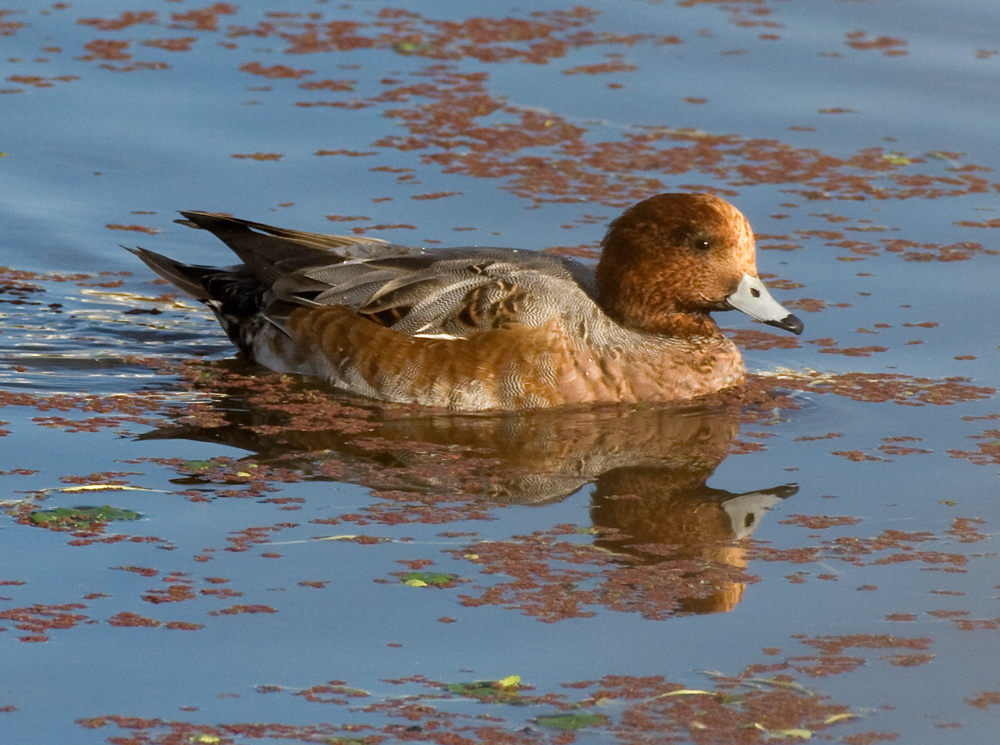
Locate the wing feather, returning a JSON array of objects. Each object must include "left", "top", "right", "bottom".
[{"left": 166, "top": 212, "right": 601, "bottom": 340}]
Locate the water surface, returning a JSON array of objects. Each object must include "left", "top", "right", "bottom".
[{"left": 2, "top": 1, "right": 1000, "bottom": 742}]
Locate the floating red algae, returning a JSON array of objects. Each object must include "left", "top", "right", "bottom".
[
  {"left": 956, "top": 218, "right": 1000, "bottom": 228},
  {"left": 201, "top": 587, "right": 242, "bottom": 599},
  {"left": 795, "top": 432, "right": 843, "bottom": 442},
  {"left": 759, "top": 633, "right": 935, "bottom": 682},
  {"left": 845, "top": 30, "right": 908, "bottom": 56},
  {"left": 105, "top": 224, "right": 161, "bottom": 234},
  {"left": 224, "top": 524, "right": 293, "bottom": 552},
  {"left": 967, "top": 688, "right": 1000, "bottom": 709},
  {"left": 350, "top": 223, "right": 416, "bottom": 233},
  {"left": 315, "top": 149, "right": 376, "bottom": 157},
  {"left": 3, "top": 6, "right": 997, "bottom": 741},
  {"left": 953, "top": 617, "right": 1000, "bottom": 632},
  {"left": 227, "top": 7, "right": 614, "bottom": 61},
  {"left": 78, "top": 11, "right": 157, "bottom": 31},
  {"left": 295, "top": 682, "right": 370, "bottom": 703},
  {"left": 0, "top": 9, "right": 28, "bottom": 37},
  {"left": 169, "top": 3, "right": 238, "bottom": 33},
  {"left": 779, "top": 515, "right": 863, "bottom": 530},
  {"left": 143, "top": 37, "right": 197, "bottom": 52},
  {"left": 411, "top": 191, "right": 463, "bottom": 200},
  {"left": 371, "top": 66, "right": 998, "bottom": 206},
  {"left": 299, "top": 78, "right": 356, "bottom": 92},
  {"left": 63, "top": 6, "right": 999, "bottom": 208},
  {"left": 73, "top": 666, "right": 868, "bottom": 742},
  {"left": 832, "top": 450, "right": 890, "bottom": 462},
  {"left": 949, "top": 429, "right": 1000, "bottom": 466},
  {"left": 746, "top": 371, "right": 994, "bottom": 407},
  {"left": 826, "top": 236, "right": 996, "bottom": 262},
  {"left": 79, "top": 39, "right": 131, "bottom": 61},
  {"left": 231, "top": 152, "right": 283, "bottom": 161},
  {"left": 562, "top": 60, "right": 638, "bottom": 75},
  {"left": 142, "top": 584, "right": 196, "bottom": 604},
  {"left": 726, "top": 328, "right": 801, "bottom": 350},
  {"left": 208, "top": 604, "right": 277, "bottom": 615},
  {"left": 0, "top": 603, "right": 90, "bottom": 640},
  {"left": 85, "top": 670, "right": 861, "bottom": 742},
  {"left": 6, "top": 74, "right": 80, "bottom": 88},
  {"left": 751, "top": 525, "right": 971, "bottom": 572},
  {"left": 108, "top": 612, "right": 160, "bottom": 628},
  {"left": 165, "top": 621, "right": 205, "bottom": 630},
  {"left": 447, "top": 525, "right": 757, "bottom": 622},
  {"left": 113, "top": 565, "right": 158, "bottom": 577},
  {"left": 947, "top": 517, "right": 989, "bottom": 544},
  {"left": 795, "top": 634, "right": 931, "bottom": 655},
  {"left": 877, "top": 438, "right": 932, "bottom": 457},
  {"left": 239, "top": 61, "right": 313, "bottom": 79}
]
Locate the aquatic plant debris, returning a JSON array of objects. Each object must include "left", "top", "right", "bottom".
[{"left": 2, "top": 0, "right": 1000, "bottom": 742}]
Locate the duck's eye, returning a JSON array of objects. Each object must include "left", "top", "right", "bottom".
[{"left": 689, "top": 235, "right": 712, "bottom": 252}]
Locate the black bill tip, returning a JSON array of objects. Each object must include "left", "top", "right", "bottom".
[{"left": 766, "top": 313, "right": 804, "bottom": 336}]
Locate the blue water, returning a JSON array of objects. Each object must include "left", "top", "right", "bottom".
[{"left": 2, "top": 1, "right": 1000, "bottom": 742}]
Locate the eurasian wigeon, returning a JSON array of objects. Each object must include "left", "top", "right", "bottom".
[{"left": 128, "top": 193, "right": 802, "bottom": 410}]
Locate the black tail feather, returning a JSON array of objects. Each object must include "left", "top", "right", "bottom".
[{"left": 125, "top": 246, "right": 224, "bottom": 301}]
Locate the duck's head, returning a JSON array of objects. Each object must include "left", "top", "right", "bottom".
[{"left": 595, "top": 193, "right": 803, "bottom": 338}]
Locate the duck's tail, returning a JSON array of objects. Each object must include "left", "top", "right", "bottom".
[{"left": 124, "top": 246, "right": 229, "bottom": 302}]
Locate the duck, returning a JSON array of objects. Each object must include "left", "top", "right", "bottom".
[{"left": 128, "top": 193, "right": 802, "bottom": 411}]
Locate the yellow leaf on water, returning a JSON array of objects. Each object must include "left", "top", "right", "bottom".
[
  {"left": 403, "top": 579, "right": 428, "bottom": 587},
  {"left": 58, "top": 484, "right": 148, "bottom": 493},
  {"left": 768, "top": 728, "right": 812, "bottom": 740},
  {"left": 882, "top": 152, "right": 915, "bottom": 165},
  {"left": 658, "top": 689, "right": 713, "bottom": 697},
  {"left": 498, "top": 675, "right": 520, "bottom": 688},
  {"left": 823, "top": 713, "right": 858, "bottom": 724}
]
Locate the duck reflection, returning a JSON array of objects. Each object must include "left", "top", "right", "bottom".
[
  {"left": 591, "top": 468, "right": 795, "bottom": 614},
  {"left": 145, "top": 368, "right": 795, "bottom": 615}
]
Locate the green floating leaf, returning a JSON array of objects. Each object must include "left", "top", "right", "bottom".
[
  {"left": 400, "top": 572, "right": 455, "bottom": 587},
  {"left": 182, "top": 460, "right": 216, "bottom": 471},
  {"left": 446, "top": 680, "right": 523, "bottom": 702},
  {"left": 536, "top": 713, "right": 608, "bottom": 731},
  {"left": 30, "top": 505, "right": 140, "bottom": 529},
  {"left": 394, "top": 42, "right": 436, "bottom": 55}
]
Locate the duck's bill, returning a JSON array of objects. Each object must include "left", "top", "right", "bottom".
[{"left": 726, "top": 273, "right": 804, "bottom": 335}]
